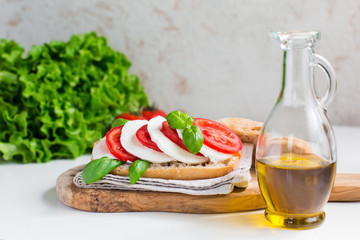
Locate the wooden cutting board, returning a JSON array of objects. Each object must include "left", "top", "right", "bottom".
[{"left": 56, "top": 165, "right": 360, "bottom": 213}]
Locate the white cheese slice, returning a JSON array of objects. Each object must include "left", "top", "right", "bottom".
[
  {"left": 91, "top": 137, "right": 116, "bottom": 160},
  {"left": 120, "top": 120, "right": 174, "bottom": 163},
  {"left": 177, "top": 129, "right": 233, "bottom": 163}
]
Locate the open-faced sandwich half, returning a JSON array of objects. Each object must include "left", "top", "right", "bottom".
[{"left": 74, "top": 111, "right": 257, "bottom": 195}]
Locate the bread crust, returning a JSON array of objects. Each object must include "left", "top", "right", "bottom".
[
  {"left": 110, "top": 154, "right": 241, "bottom": 180},
  {"left": 216, "top": 118, "right": 262, "bottom": 165},
  {"left": 265, "top": 136, "right": 312, "bottom": 155},
  {"left": 216, "top": 118, "right": 313, "bottom": 154},
  {"left": 216, "top": 118, "right": 262, "bottom": 146},
  {"left": 91, "top": 140, "right": 241, "bottom": 180},
  {"left": 216, "top": 118, "right": 313, "bottom": 159}
]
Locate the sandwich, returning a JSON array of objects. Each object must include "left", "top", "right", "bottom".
[
  {"left": 74, "top": 112, "right": 263, "bottom": 195},
  {"left": 86, "top": 111, "right": 244, "bottom": 180}
]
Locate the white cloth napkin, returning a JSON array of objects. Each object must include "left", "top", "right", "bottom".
[{"left": 73, "top": 144, "right": 253, "bottom": 195}]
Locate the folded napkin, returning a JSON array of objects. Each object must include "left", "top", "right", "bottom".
[{"left": 73, "top": 144, "right": 253, "bottom": 195}]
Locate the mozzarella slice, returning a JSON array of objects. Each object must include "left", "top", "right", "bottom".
[
  {"left": 198, "top": 143, "right": 233, "bottom": 162},
  {"left": 121, "top": 120, "right": 174, "bottom": 163},
  {"left": 92, "top": 137, "right": 117, "bottom": 159},
  {"left": 147, "top": 116, "right": 209, "bottom": 164},
  {"left": 177, "top": 129, "right": 233, "bottom": 163}
]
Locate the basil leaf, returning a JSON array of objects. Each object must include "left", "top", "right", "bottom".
[
  {"left": 112, "top": 118, "right": 129, "bottom": 128},
  {"left": 182, "top": 125, "right": 204, "bottom": 154},
  {"left": 82, "top": 157, "right": 123, "bottom": 184},
  {"left": 166, "top": 110, "right": 194, "bottom": 129},
  {"left": 129, "top": 159, "right": 149, "bottom": 184}
]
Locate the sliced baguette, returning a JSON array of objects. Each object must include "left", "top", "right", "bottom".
[
  {"left": 91, "top": 140, "right": 241, "bottom": 180},
  {"left": 217, "top": 118, "right": 262, "bottom": 165},
  {"left": 109, "top": 154, "right": 241, "bottom": 180},
  {"left": 217, "top": 118, "right": 313, "bottom": 157},
  {"left": 265, "top": 136, "right": 313, "bottom": 155},
  {"left": 216, "top": 118, "right": 262, "bottom": 146}
]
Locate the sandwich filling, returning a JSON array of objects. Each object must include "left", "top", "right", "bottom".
[{"left": 92, "top": 116, "right": 242, "bottom": 165}]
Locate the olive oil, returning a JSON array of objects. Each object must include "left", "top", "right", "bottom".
[{"left": 256, "top": 153, "right": 336, "bottom": 229}]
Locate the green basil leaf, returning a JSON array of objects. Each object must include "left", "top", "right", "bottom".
[
  {"left": 82, "top": 157, "right": 124, "bottom": 184},
  {"left": 182, "top": 125, "right": 204, "bottom": 154},
  {"left": 111, "top": 118, "right": 129, "bottom": 128},
  {"left": 166, "top": 110, "right": 194, "bottom": 129},
  {"left": 129, "top": 159, "right": 149, "bottom": 184}
]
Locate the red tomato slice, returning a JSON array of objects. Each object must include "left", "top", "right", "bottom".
[
  {"left": 114, "top": 113, "right": 145, "bottom": 121},
  {"left": 193, "top": 118, "right": 242, "bottom": 154},
  {"left": 160, "top": 121, "right": 186, "bottom": 149},
  {"left": 105, "top": 126, "right": 138, "bottom": 162},
  {"left": 160, "top": 121, "right": 203, "bottom": 156},
  {"left": 141, "top": 110, "right": 167, "bottom": 120},
  {"left": 136, "top": 125, "right": 162, "bottom": 152}
]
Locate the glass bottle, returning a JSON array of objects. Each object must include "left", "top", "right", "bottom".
[{"left": 256, "top": 31, "right": 337, "bottom": 229}]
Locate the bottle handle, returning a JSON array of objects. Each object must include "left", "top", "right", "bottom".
[{"left": 313, "top": 54, "right": 337, "bottom": 109}]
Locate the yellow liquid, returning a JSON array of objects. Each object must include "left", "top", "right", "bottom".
[{"left": 256, "top": 153, "right": 336, "bottom": 229}]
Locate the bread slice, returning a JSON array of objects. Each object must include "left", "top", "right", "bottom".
[
  {"left": 91, "top": 140, "right": 241, "bottom": 180},
  {"left": 216, "top": 118, "right": 262, "bottom": 165},
  {"left": 265, "top": 136, "right": 312, "bottom": 155},
  {"left": 216, "top": 118, "right": 262, "bottom": 146},
  {"left": 109, "top": 154, "right": 241, "bottom": 180},
  {"left": 217, "top": 118, "right": 314, "bottom": 168}
]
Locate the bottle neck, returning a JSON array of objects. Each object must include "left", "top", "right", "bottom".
[{"left": 279, "top": 47, "right": 314, "bottom": 104}]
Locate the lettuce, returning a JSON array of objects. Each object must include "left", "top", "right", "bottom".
[{"left": 0, "top": 32, "right": 148, "bottom": 163}]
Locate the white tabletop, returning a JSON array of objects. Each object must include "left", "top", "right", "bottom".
[{"left": 1, "top": 125, "right": 359, "bottom": 240}]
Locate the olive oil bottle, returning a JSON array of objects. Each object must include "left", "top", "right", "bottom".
[{"left": 256, "top": 31, "right": 337, "bottom": 229}]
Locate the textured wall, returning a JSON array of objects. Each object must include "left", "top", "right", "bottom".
[{"left": 1, "top": 0, "right": 359, "bottom": 125}]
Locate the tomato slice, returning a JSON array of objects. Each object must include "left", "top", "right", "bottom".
[
  {"left": 160, "top": 121, "right": 203, "bottom": 156},
  {"left": 160, "top": 121, "right": 186, "bottom": 149},
  {"left": 114, "top": 113, "right": 145, "bottom": 121},
  {"left": 105, "top": 126, "right": 138, "bottom": 162},
  {"left": 141, "top": 110, "right": 167, "bottom": 120},
  {"left": 136, "top": 125, "right": 162, "bottom": 152},
  {"left": 193, "top": 118, "right": 242, "bottom": 154}
]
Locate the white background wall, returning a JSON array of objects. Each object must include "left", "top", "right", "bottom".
[{"left": 1, "top": 0, "right": 359, "bottom": 125}]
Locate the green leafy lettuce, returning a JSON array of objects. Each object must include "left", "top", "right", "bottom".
[{"left": 0, "top": 32, "right": 148, "bottom": 163}]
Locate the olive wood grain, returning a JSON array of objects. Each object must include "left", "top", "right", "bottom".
[{"left": 56, "top": 165, "right": 360, "bottom": 213}]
